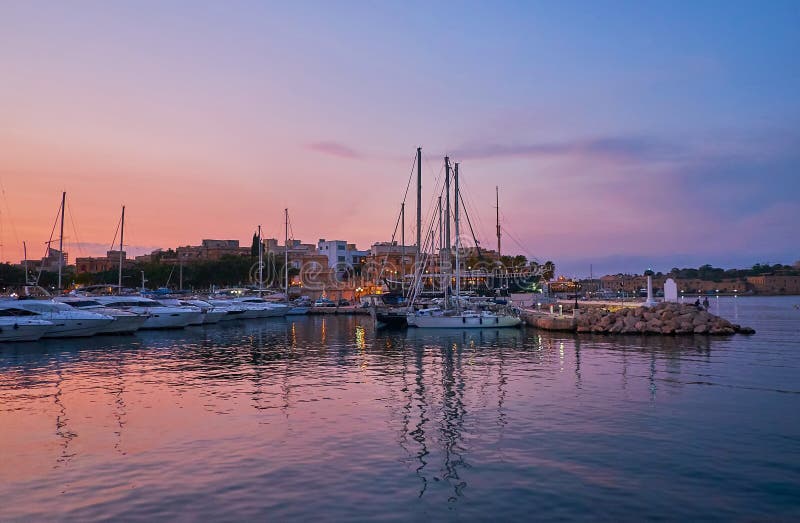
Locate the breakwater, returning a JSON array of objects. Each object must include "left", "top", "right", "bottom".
[{"left": 521, "top": 301, "right": 755, "bottom": 335}]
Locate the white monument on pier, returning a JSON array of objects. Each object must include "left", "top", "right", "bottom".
[{"left": 664, "top": 278, "right": 678, "bottom": 303}]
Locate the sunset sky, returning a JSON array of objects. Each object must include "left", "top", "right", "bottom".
[{"left": 1, "top": 1, "right": 798, "bottom": 275}]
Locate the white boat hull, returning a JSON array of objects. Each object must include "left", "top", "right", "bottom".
[
  {"left": 264, "top": 305, "right": 289, "bottom": 317},
  {"left": 97, "top": 314, "right": 148, "bottom": 334},
  {"left": 286, "top": 306, "right": 310, "bottom": 315},
  {"left": 140, "top": 311, "right": 195, "bottom": 329},
  {"left": 219, "top": 309, "right": 247, "bottom": 321},
  {"left": 201, "top": 310, "right": 227, "bottom": 324},
  {"left": 0, "top": 319, "right": 53, "bottom": 342},
  {"left": 42, "top": 317, "right": 116, "bottom": 338}
]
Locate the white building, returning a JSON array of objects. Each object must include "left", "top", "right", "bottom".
[{"left": 317, "top": 239, "right": 368, "bottom": 276}]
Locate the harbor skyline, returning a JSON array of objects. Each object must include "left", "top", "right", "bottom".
[{"left": 1, "top": 1, "right": 798, "bottom": 274}]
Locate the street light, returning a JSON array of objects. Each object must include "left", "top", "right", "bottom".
[{"left": 573, "top": 280, "right": 580, "bottom": 310}]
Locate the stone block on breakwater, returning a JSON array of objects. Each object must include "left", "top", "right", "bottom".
[{"left": 523, "top": 302, "right": 755, "bottom": 336}]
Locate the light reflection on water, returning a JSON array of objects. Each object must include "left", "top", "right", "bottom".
[{"left": 0, "top": 297, "right": 798, "bottom": 521}]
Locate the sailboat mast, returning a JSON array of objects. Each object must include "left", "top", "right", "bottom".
[
  {"left": 416, "top": 147, "right": 422, "bottom": 257},
  {"left": 454, "top": 163, "right": 460, "bottom": 311},
  {"left": 496, "top": 186, "right": 501, "bottom": 258},
  {"left": 117, "top": 205, "right": 125, "bottom": 294},
  {"left": 23, "top": 241, "right": 28, "bottom": 285},
  {"left": 257, "top": 224, "right": 263, "bottom": 295},
  {"left": 58, "top": 191, "right": 65, "bottom": 291},
  {"left": 401, "top": 202, "right": 405, "bottom": 296},
  {"left": 437, "top": 196, "right": 442, "bottom": 293},
  {"left": 444, "top": 157, "right": 451, "bottom": 309},
  {"left": 284, "top": 209, "right": 289, "bottom": 300}
]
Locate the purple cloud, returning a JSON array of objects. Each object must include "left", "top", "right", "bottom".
[
  {"left": 453, "top": 136, "right": 681, "bottom": 163},
  {"left": 307, "top": 141, "right": 362, "bottom": 159}
]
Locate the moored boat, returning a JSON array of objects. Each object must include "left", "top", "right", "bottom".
[
  {"left": 0, "top": 300, "right": 115, "bottom": 338},
  {"left": 0, "top": 305, "right": 54, "bottom": 342},
  {"left": 54, "top": 296, "right": 148, "bottom": 334},
  {"left": 94, "top": 296, "right": 199, "bottom": 329}
]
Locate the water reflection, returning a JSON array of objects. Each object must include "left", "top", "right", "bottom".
[
  {"left": 53, "top": 364, "right": 76, "bottom": 466},
  {"left": 5, "top": 310, "right": 791, "bottom": 521}
]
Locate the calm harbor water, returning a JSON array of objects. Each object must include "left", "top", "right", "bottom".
[{"left": 1, "top": 297, "right": 799, "bottom": 521}]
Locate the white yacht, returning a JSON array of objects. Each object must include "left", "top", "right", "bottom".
[
  {"left": 406, "top": 307, "right": 522, "bottom": 328},
  {"left": 206, "top": 300, "right": 248, "bottom": 321},
  {"left": 222, "top": 297, "right": 288, "bottom": 318},
  {"left": 152, "top": 299, "right": 206, "bottom": 326},
  {"left": 0, "top": 300, "right": 115, "bottom": 338},
  {"left": 237, "top": 297, "right": 289, "bottom": 317},
  {"left": 54, "top": 297, "right": 148, "bottom": 334},
  {"left": 93, "top": 296, "right": 199, "bottom": 329},
  {"left": 0, "top": 305, "right": 54, "bottom": 342},
  {"left": 179, "top": 299, "right": 227, "bottom": 324}
]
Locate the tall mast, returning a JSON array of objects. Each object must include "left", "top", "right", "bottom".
[
  {"left": 401, "top": 202, "right": 405, "bottom": 296},
  {"left": 257, "top": 224, "right": 263, "bottom": 295},
  {"left": 416, "top": 147, "right": 422, "bottom": 258},
  {"left": 284, "top": 209, "right": 289, "bottom": 300},
  {"left": 444, "top": 157, "right": 451, "bottom": 253},
  {"left": 58, "top": 191, "right": 65, "bottom": 291},
  {"left": 496, "top": 186, "right": 501, "bottom": 258},
  {"left": 23, "top": 241, "right": 28, "bottom": 285},
  {"left": 437, "top": 196, "right": 443, "bottom": 252},
  {"left": 454, "top": 163, "right": 460, "bottom": 311},
  {"left": 437, "top": 196, "right": 443, "bottom": 293},
  {"left": 444, "top": 157, "right": 451, "bottom": 309},
  {"left": 118, "top": 205, "right": 125, "bottom": 294}
]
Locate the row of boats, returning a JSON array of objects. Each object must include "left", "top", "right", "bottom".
[{"left": 0, "top": 295, "right": 311, "bottom": 342}]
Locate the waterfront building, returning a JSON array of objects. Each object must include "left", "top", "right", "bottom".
[
  {"left": 176, "top": 239, "right": 250, "bottom": 262},
  {"left": 317, "top": 239, "right": 369, "bottom": 277},
  {"left": 76, "top": 250, "right": 133, "bottom": 274},
  {"left": 746, "top": 274, "right": 800, "bottom": 294},
  {"left": 42, "top": 248, "right": 68, "bottom": 272},
  {"left": 363, "top": 241, "right": 418, "bottom": 281}
]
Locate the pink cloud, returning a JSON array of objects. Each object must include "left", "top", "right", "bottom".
[{"left": 307, "top": 141, "right": 362, "bottom": 159}]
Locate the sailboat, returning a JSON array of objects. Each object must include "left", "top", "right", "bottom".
[
  {"left": 283, "top": 209, "right": 310, "bottom": 315},
  {"left": 405, "top": 157, "right": 521, "bottom": 329}
]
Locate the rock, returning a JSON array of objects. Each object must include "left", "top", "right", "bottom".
[{"left": 693, "top": 324, "right": 708, "bottom": 334}]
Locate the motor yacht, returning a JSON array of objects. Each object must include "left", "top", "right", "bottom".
[
  {"left": 177, "top": 299, "right": 227, "bottom": 324},
  {"left": 232, "top": 297, "right": 289, "bottom": 318},
  {"left": 93, "top": 296, "right": 199, "bottom": 329},
  {"left": 0, "top": 305, "right": 54, "bottom": 342},
  {"left": 206, "top": 300, "right": 249, "bottom": 321},
  {"left": 0, "top": 300, "right": 115, "bottom": 338},
  {"left": 54, "top": 296, "right": 148, "bottom": 334},
  {"left": 151, "top": 299, "right": 207, "bottom": 326}
]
